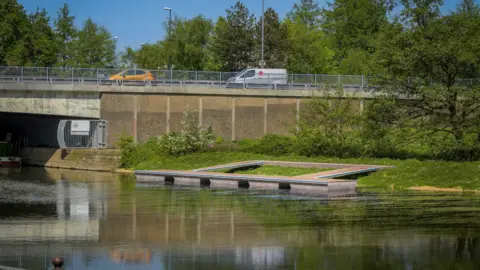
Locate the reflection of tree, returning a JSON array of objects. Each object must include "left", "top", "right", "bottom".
[
  {"left": 107, "top": 179, "right": 480, "bottom": 269},
  {"left": 456, "top": 237, "right": 479, "bottom": 261}
]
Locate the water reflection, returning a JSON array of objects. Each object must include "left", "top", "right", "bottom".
[{"left": 0, "top": 168, "right": 479, "bottom": 269}]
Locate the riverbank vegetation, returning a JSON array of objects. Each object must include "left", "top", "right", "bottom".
[{"left": 118, "top": 95, "right": 480, "bottom": 191}]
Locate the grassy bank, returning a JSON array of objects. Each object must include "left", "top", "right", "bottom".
[{"left": 128, "top": 152, "right": 480, "bottom": 191}]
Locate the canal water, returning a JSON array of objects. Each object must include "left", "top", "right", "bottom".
[{"left": 0, "top": 167, "right": 479, "bottom": 270}]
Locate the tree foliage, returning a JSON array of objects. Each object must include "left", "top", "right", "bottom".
[
  {"left": 373, "top": 0, "right": 480, "bottom": 146},
  {"left": 256, "top": 8, "right": 289, "bottom": 68},
  {"left": 54, "top": 3, "right": 76, "bottom": 67},
  {"left": 73, "top": 18, "right": 115, "bottom": 68},
  {"left": 210, "top": 1, "right": 256, "bottom": 71}
]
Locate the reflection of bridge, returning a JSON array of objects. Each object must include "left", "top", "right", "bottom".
[{"left": 0, "top": 177, "right": 108, "bottom": 242}]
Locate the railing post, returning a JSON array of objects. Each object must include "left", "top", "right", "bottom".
[
  {"left": 338, "top": 74, "right": 341, "bottom": 85},
  {"left": 314, "top": 74, "right": 317, "bottom": 86},
  {"left": 220, "top": 71, "right": 222, "bottom": 86},
  {"left": 361, "top": 75, "right": 364, "bottom": 91},
  {"left": 96, "top": 68, "right": 99, "bottom": 85},
  {"left": 195, "top": 70, "right": 198, "bottom": 85},
  {"left": 46, "top": 67, "right": 49, "bottom": 82},
  {"left": 21, "top": 67, "right": 24, "bottom": 82},
  {"left": 71, "top": 68, "right": 74, "bottom": 84}
]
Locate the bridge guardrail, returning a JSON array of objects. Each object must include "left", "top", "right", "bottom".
[{"left": 0, "top": 66, "right": 374, "bottom": 91}]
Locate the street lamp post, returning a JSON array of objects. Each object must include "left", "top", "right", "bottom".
[
  {"left": 261, "top": 0, "right": 265, "bottom": 68},
  {"left": 113, "top": 36, "right": 119, "bottom": 67},
  {"left": 164, "top": 7, "right": 172, "bottom": 78}
]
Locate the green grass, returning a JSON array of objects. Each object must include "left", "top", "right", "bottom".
[
  {"left": 131, "top": 152, "right": 480, "bottom": 191},
  {"left": 222, "top": 165, "right": 333, "bottom": 177}
]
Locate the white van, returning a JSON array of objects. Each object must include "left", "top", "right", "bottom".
[{"left": 227, "top": 68, "right": 288, "bottom": 85}]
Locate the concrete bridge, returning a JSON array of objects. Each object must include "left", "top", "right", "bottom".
[{"left": 0, "top": 79, "right": 372, "bottom": 150}]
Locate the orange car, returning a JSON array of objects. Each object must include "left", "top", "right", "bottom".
[{"left": 109, "top": 69, "right": 156, "bottom": 81}]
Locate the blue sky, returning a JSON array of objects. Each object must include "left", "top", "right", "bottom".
[{"left": 18, "top": 0, "right": 471, "bottom": 52}]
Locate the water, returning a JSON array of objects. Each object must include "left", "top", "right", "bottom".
[{"left": 0, "top": 167, "right": 479, "bottom": 270}]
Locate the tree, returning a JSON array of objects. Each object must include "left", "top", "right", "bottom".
[
  {"left": 120, "top": 46, "right": 137, "bottom": 69},
  {"left": 399, "top": 0, "right": 443, "bottom": 28},
  {"left": 286, "top": 0, "right": 322, "bottom": 28},
  {"left": 210, "top": 1, "right": 256, "bottom": 71},
  {"left": 457, "top": 0, "right": 480, "bottom": 16},
  {"left": 285, "top": 20, "right": 334, "bottom": 74},
  {"left": 373, "top": 2, "right": 480, "bottom": 146},
  {"left": 54, "top": 3, "right": 76, "bottom": 67},
  {"left": 73, "top": 18, "right": 115, "bottom": 68},
  {"left": 256, "top": 8, "right": 289, "bottom": 68},
  {"left": 23, "top": 8, "right": 58, "bottom": 66},
  {"left": 135, "top": 43, "right": 168, "bottom": 70},
  {"left": 169, "top": 15, "right": 213, "bottom": 70},
  {"left": 0, "top": 0, "right": 29, "bottom": 65},
  {"left": 322, "top": 0, "right": 390, "bottom": 73}
]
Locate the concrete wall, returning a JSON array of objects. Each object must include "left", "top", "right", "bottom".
[
  {"left": 100, "top": 93, "right": 359, "bottom": 146},
  {"left": 20, "top": 147, "right": 120, "bottom": 171},
  {"left": 0, "top": 90, "right": 100, "bottom": 118},
  {"left": 0, "top": 85, "right": 369, "bottom": 147}
]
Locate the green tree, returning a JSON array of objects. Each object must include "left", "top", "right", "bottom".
[
  {"left": 286, "top": 0, "right": 322, "bottom": 28},
  {"left": 285, "top": 19, "right": 334, "bottom": 74},
  {"left": 135, "top": 43, "right": 168, "bottom": 70},
  {"left": 256, "top": 8, "right": 289, "bottom": 68},
  {"left": 120, "top": 46, "right": 137, "bottom": 69},
  {"left": 322, "top": 0, "right": 390, "bottom": 73},
  {"left": 73, "top": 18, "right": 115, "bottom": 68},
  {"left": 23, "top": 8, "right": 58, "bottom": 66},
  {"left": 457, "top": 0, "right": 480, "bottom": 16},
  {"left": 400, "top": 0, "right": 443, "bottom": 28},
  {"left": 210, "top": 1, "right": 256, "bottom": 71},
  {"left": 0, "top": 0, "right": 29, "bottom": 65},
  {"left": 168, "top": 15, "right": 213, "bottom": 70},
  {"left": 54, "top": 3, "right": 76, "bottom": 67},
  {"left": 373, "top": 1, "right": 480, "bottom": 146}
]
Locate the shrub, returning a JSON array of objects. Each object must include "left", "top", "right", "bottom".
[
  {"left": 118, "top": 134, "right": 157, "bottom": 168},
  {"left": 240, "top": 134, "right": 295, "bottom": 156},
  {"left": 118, "top": 106, "right": 215, "bottom": 168}
]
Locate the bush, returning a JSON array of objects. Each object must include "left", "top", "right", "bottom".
[
  {"left": 118, "top": 134, "right": 157, "bottom": 168},
  {"left": 118, "top": 106, "right": 215, "bottom": 168},
  {"left": 240, "top": 134, "right": 295, "bottom": 156}
]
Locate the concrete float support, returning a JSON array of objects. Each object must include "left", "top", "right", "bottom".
[
  {"left": 328, "top": 181, "right": 357, "bottom": 193},
  {"left": 135, "top": 175, "right": 164, "bottom": 183},
  {"left": 289, "top": 183, "right": 328, "bottom": 194},
  {"left": 210, "top": 178, "right": 239, "bottom": 188},
  {"left": 248, "top": 181, "right": 279, "bottom": 190},
  {"left": 173, "top": 177, "right": 202, "bottom": 186}
]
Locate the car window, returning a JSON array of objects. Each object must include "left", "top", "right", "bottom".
[
  {"left": 245, "top": 70, "right": 256, "bottom": 78},
  {"left": 124, "top": 70, "right": 135, "bottom": 76},
  {"left": 136, "top": 70, "right": 146, "bottom": 75}
]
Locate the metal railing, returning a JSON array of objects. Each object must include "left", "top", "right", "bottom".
[
  {"left": 0, "top": 66, "right": 373, "bottom": 91},
  {"left": 1, "top": 66, "right": 479, "bottom": 91}
]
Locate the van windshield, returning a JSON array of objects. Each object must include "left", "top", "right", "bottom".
[{"left": 235, "top": 69, "right": 248, "bottom": 77}]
